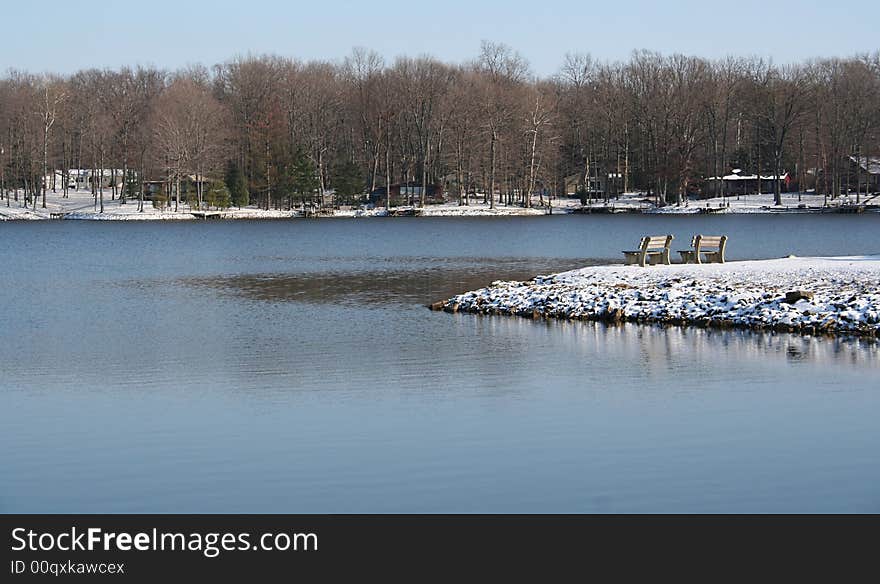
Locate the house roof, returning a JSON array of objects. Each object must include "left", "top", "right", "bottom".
[
  {"left": 49, "top": 169, "right": 125, "bottom": 176},
  {"left": 707, "top": 172, "right": 789, "bottom": 181},
  {"left": 850, "top": 156, "right": 880, "bottom": 175}
]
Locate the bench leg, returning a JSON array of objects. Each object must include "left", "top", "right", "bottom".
[{"left": 646, "top": 253, "right": 667, "bottom": 266}]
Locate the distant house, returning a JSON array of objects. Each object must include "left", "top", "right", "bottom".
[
  {"left": 43, "top": 169, "right": 126, "bottom": 191},
  {"left": 82, "top": 169, "right": 125, "bottom": 190},
  {"left": 563, "top": 174, "right": 583, "bottom": 195},
  {"left": 369, "top": 182, "right": 443, "bottom": 206},
  {"left": 142, "top": 181, "right": 166, "bottom": 200},
  {"left": 705, "top": 169, "right": 790, "bottom": 196},
  {"left": 141, "top": 175, "right": 217, "bottom": 201},
  {"left": 563, "top": 170, "right": 622, "bottom": 198},
  {"left": 848, "top": 156, "right": 880, "bottom": 192}
]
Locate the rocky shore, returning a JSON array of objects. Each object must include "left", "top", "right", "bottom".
[{"left": 430, "top": 256, "right": 880, "bottom": 338}]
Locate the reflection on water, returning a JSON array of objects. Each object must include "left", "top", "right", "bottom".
[
  {"left": 519, "top": 318, "right": 880, "bottom": 368},
  {"left": 177, "top": 258, "right": 589, "bottom": 306},
  {"left": 172, "top": 264, "right": 880, "bottom": 370}
]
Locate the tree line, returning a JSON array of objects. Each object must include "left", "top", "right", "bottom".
[{"left": 1, "top": 43, "right": 878, "bottom": 212}]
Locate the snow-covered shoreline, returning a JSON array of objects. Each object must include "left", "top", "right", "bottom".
[
  {"left": 2, "top": 189, "right": 878, "bottom": 221},
  {"left": 432, "top": 256, "right": 880, "bottom": 339}
]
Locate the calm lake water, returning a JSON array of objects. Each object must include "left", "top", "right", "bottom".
[{"left": 2, "top": 214, "right": 879, "bottom": 513}]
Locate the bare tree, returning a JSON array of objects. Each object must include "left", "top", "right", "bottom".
[
  {"left": 475, "top": 41, "right": 530, "bottom": 208},
  {"left": 524, "top": 82, "right": 556, "bottom": 207},
  {"left": 751, "top": 62, "right": 809, "bottom": 205},
  {"left": 2, "top": 47, "right": 879, "bottom": 214},
  {"left": 34, "top": 76, "right": 66, "bottom": 208}
]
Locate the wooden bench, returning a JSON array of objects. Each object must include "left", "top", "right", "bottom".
[
  {"left": 678, "top": 235, "right": 727, "bottom": 264},
  {"left": 623, "top": 235, "right": 673, "bottom": 267}
]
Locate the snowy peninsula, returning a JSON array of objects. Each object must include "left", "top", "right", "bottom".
[{"left": 431, "top": 256, "right": 880, "bottom": 338}]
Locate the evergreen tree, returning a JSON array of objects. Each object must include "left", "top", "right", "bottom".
[
  {"left": 275, "top": 153, "right": 298, "bottom": 210},
  {"left": 206, "top": 182, "right": 232, "bottom": 209},
  {"left": 289, "top": 148, "right": 319, "bottom": 207},
  {"left": 332, "top": 159, "right": 363, "bottom": 206},
  {"left": 225, "top": 161, "right": 249, "bottom": 208}
]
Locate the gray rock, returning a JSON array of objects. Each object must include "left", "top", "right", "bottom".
[{"left": 784, "top": 290, "right": 814, "bottom": 304}]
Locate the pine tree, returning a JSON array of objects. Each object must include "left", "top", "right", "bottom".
[
  {"left": 290, "top": 148, "right": 319, "bottom": 207},
  {"left": 206, "top": 182, "right": 232, "bottom": 209},
  {"left": 225, "top": 161, "right": 249, "bottom": 208},
  {"left": 332, "top": 159, "right": 363, "bottom": 206}
]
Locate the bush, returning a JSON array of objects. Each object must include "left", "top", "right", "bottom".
[
  {"left": 206, "top": 183, "right": 231, "bottom": 209},
  {"left": 225, "top": 161, "right": 249, "bottom": 208}
]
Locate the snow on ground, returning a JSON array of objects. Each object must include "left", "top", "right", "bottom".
[
  {"left": 0, "top": 191, "right": 578, "bottom": 220},
  {"left": 1, "top": 188, "right": 877, "bottom": 221},
  {"left": 582, "top": 190, "right": 879, "bottom": 213},
  {"left": 342, "top": 190, "right": 875, "bottom": 216},
  {"left": 351, "top": 202, "right": 553, "bottom": 217},
  {"left": 0, "top": 189, "right": 301, "bottom": 221},
  {"left": 434, "top": 256, "right": 880, "bottom": 338},
  {"left": 0, "top": 189, "right": 198, "bottom": 220},
  {"left": 420, "top": 202, "right": 548, "bottom": 216}
]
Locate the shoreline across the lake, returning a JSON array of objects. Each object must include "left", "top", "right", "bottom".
[
  {"left": 430, "top": 256, "right": 880, "bottom": 339},
  {"left": 2, "top": 189, "right": 878, "bottom": 220}
]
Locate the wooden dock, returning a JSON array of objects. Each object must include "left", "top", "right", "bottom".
[
  {"left": 190, "top": 211, "right": 224, "bottom": 220},
  {"left": 574, "top": 206, "right": 642, "bottom": 214},
  {"left": 388, "top": 208, "right": 421, "bottom": 217}
]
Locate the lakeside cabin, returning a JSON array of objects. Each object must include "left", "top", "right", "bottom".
[
  {"left": 563, "top": 171, "right": 625, "bottom": 199},
  {"left": 142, "top": 175, "right": 212, "bottom": 201},
  {"left": 849, "top": 156, "right": 880, "bottom": 193},
  {"left": 43, "top": 169, "right": 127, "bottom": 191}
]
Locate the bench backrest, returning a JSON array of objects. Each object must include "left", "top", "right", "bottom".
[
  {"left": 690, "top": 234, "right": 727, "bottom": 249},
  {"left": 641, "top": 235, "right": 673, "bottom": 250}
]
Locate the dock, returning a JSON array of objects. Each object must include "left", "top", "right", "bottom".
[{"left": 190, "top": 211, "right": 224, "bottom": 220}]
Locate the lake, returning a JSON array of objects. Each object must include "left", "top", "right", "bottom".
[{"left": 1, "top": 214, "right": 879, "bottom": 513}]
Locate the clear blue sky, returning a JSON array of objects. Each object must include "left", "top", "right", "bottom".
[{"left": 4, "top": 0, "right": 876, "bottom": 76}]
